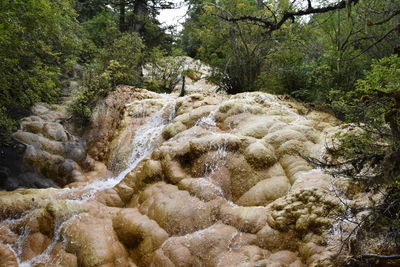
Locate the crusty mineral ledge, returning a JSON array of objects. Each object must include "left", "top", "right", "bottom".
[{"left": 1, "top": 89, "right": 350, "bottom": 266}]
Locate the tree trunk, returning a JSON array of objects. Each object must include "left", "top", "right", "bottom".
[
  {"left": 256, "top": 0, "right": 263, "bottom": 10},
  {"left": 132, "top": 0, "right": 147, "bottom": 33},
  {"left": 179, "top": 75, "right": 186, "bottom": 97},
  {"left": 119, "top": 0, "right": 126, "bottom": 32}
]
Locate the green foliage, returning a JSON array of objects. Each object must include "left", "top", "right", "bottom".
[
  {"left": 356, "top": 55, "right": 400, "bottom": 96},
  {"left": 68, "top": 33, "right": 145, "bottom": 125},
  {"left": 329, "top": 55, "right": 400, "bottom": 184},
  {"left": 96, "top": 33, "right": 145, "bottom": 85},
  {"left": 68, "top": 67, "right": 112, "bottom": 124},
  {"left": 331, "top": 55, "right": 400, "bottom": 127},
  {"left": 81, "top": 10, "right": 119, "bottom": 49},
  {"left": 181, "top": 0, "right": 267, "bottom": 93},
  {"left": 0, "top": 0, "right": 80, "bottom": 139},
  {"left": 143, "top": 48, "right": 186, "bottom": 93},
  {"left": 74, "top": 0, "right": 108, "bottom": 22},
  {"left": 181, "top": 0, "right": 398, "bottom": 101}
]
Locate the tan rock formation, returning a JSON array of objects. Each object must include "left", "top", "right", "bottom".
[
  {"left": 2, "top": 87, "right": 373, "bottom": 267},
  {"left": 11, "top": 103, "right": 102, "bottom": 186}
]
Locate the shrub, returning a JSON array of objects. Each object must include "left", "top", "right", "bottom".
[
  {"left": 69, "top": 34, "right": 145, "bottom": 125},
  {"left": 143, "top": 49, "right": 186, "bottom": 93},
  {"left": 96, "top": 33, "right": 145, "bottom": 85},
  {"left": 68, "top": 67, "right": 111, "bottom": 124}
]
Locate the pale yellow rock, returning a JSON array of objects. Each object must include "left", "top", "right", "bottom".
[
  {"left": 63, "top": 215, "right": 130, "bottom": 267},
  {"left": 2, "top": 89, "right": 355, "bottom": 266},
  {"left": 113, "top": 209, "right": 169, "bottom": 265},
  {"left": 244, "top": 141, "right": 276, "bottom": 169},
  {"left": 237, "top": 176, "right": 291, "bottom": 206},
  {"left": 133, "top": 182, "right": 215, "bottom": 235}
]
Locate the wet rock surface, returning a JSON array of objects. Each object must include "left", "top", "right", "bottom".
[
  {"left": 0, "top": 86, "right": 379, "bottom": 266},
  {"left": 10, "top": 103, "right": 96, "bottom": 187}
]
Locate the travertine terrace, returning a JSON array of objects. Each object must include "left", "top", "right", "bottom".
[{"left": 1, "top": 83, "right": 352, "bottom": 266}]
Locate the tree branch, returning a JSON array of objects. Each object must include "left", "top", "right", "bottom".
[
  {"left": 208, "top": 0, "right": 360, "bottom": 34},
  {"left": 369, "top": 9, "right": 400, "bottom": 26},
  {"left": 307, "top": 0, "right": 312, "bottom": 10},
  {"left": 339, "top": 24, "right": 399, "bottom": 61},
  {"left": 359, "top": 254, "right": 400, "bottom": 260}
]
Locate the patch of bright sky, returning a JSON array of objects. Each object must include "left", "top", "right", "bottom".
[
  {"left": 157, "top": 0, "right": 188, "bottom": 32},
  {"left": 157, "top": 0, "right": 337, "bottom": 32}
]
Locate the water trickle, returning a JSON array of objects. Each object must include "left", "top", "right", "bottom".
[
  {"left": 195, "top": 110, "right": 217, "bottom": 130},
  {"left": 12, "top": 96, "right": 177, "bottom": 266},
  {"left": 19, "top": 215, "right": 79, "bottom": 267},
  {"left": 203, "top": 136, "right": 228, "bottom": 176},
  {"left": 86, "top": 97, "right": 175, "bottom": 193}
]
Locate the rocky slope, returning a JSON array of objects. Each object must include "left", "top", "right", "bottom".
[{"left": 0, "top": 83, "right": 381, "bottom": 266}]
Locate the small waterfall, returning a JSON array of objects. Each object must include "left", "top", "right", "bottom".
[
  {"left": 11, "top": 96, "right": 177, "bottom": 266},
  {"left": 19, "top": 215, "right": 79, "bottom": 267},
  {"left": 194, "top": 108, "right": 230, "bottom": 198},
  {"left": 75, "top": 97, "right": 176, "bottom": 199},
  {"left": 195, "top": 110, "right": 217, "bottom": 129}
]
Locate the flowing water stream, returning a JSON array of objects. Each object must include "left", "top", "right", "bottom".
[{"left": 3, "top": 96, "right": 177, "bottom": 266}]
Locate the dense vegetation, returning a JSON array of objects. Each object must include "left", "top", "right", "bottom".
[
  {"left": 2, "top": 0, "right": 398, "bottom": 131},
  {"left": 0, "top": 0, "right": 176, "bottom": 139}
]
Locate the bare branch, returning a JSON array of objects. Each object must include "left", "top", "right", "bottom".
[
  {"left": 359, "top": 254, "right": 400, "bottom": 260},
  {"left": 206, "top": 0, "right": 360, "bottom": 34},
  {"left": 307, "top": 0, "right": 312, "bottom": 10},
  {"left": 339, "top": 24, "right": 399, "bottom": 61},
  {"left": 369, "top": 9, "right": 400, "bottom": 26}
]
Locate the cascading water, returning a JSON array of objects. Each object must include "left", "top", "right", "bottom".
[
  {"left": 74, "top": 97, "right": 176, "bottom": 200},
  {"left": 7, "top": 95, "right": 177, "bottom": 266},
  {"left": 194, "top": 108, "right": 229, "bottom": 197}
]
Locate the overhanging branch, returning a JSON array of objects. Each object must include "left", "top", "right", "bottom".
[{"left": 206, "top": 0, "right": 360, "bottom": 34}]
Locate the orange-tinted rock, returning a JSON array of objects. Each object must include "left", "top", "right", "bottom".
[{"left": 0, "top": 243, "right": 18, "bottom": 267}]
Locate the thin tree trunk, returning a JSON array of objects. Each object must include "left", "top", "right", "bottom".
[
  {"left": 257, "top": 0, "right": 263, "bottom": 10},
  {"left": 179, "top": 75, "right": 186, "bottom": 97},
  {"left": 132, "top": 0, "right": 147, "bottom": 32},
  {"left": 119, "top": 0, "right": 126, "bottom": 32}
]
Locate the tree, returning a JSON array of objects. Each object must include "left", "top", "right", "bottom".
[
  {"left": 74, "top": 0, "right": 109, "bottom": 22},
  {"left": 181, "top": 0, "right": 399, "bottom": 100},
  {"left": 0, "top": 0, "right": 80, "bottom": 143},
  {"left": 307, "top": 55, "right": 400, "bottom": 264},
  {"left": 181, "top": 0, "right": 273, "bottom": 93},
  {"left": 111, "top": 0, "right": 175, "bottom": 38}
]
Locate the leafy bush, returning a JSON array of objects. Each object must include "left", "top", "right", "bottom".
[
  {"left": 81, "top": 11, "right": 119, "bottom": 49},
  {"left": 331, "top": 55, "right": 400, "bottom": 142},
  {"left": 314, "top": 55, "right": 400, "bottom": 263},
  {"left": 69, "top": 34, "right": 145, "bottom": 125},
  {"left": 68, "top": 67, "right": 111, "bottom": 124},
  {"left": 0, "top": 0, "right": 80, "bottom": 142},
  {"left": 96, "top": 33, "right": 145, "bottom": 85},
  {"left": 143, "top": 48, "right": 186, "bottom": 93},
  {"left": 68, "top": 33, "right": 145, "bottom": 125}
]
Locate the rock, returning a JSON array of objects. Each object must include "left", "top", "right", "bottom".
[
  {"left": 236, "top": 176, "right": 291, "bottom": 206},
  {"left": 244, "top": 141, "right": 276, "bottom": 169},
  {"left": 113, "top": 209, "right": 169, "bottom": 265},
  {"left": 63, "top": 215, "right": 130, "bottom": 267},
  {"left": 1, "top": 89, "right": 358, "bottom": 266},
  {"left": 11, "top": 103, "right": 97, "bottom": 186},
  {"left": 0, "top": 243, "right": 18, "bottom": 267}
]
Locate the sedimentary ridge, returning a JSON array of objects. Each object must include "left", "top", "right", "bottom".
[{"left": 1, "top": 85, "right": 371, "bottom": 266}]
